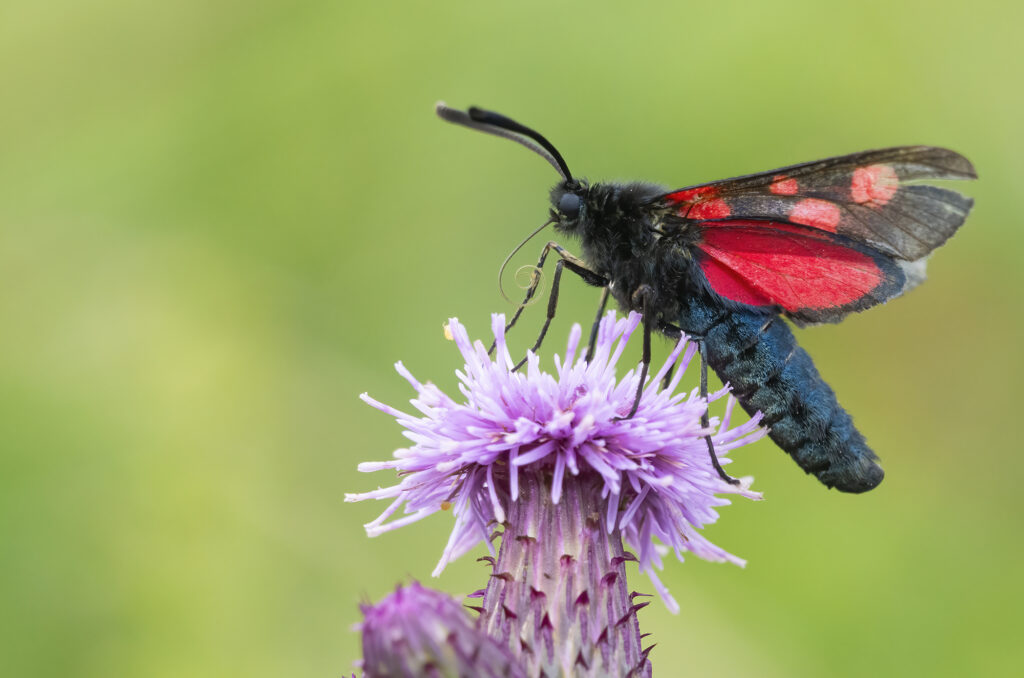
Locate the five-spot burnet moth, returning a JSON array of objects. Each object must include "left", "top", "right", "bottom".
[{"left": 436, "top": 103, "right": 975, "bottom": 493}]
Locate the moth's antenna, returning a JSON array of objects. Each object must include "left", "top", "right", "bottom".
[
  {"left": 435, "top": 102, "right": 572, "bottom": 181},
  {"left": 497, "top": 218, "right": 554, "bottom": 305},
  {"left": 467, "top": 107, "right": 573, "bottom": 182}
]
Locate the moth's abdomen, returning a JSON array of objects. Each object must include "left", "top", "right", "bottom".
[{"left": 699, "top": 306, "right": 883, "bottom": 493}]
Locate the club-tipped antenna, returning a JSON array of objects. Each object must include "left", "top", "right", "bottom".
[{"left": 435, "top": 102, "right": 573, "bottom": 181}]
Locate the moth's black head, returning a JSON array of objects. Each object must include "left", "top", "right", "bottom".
[{"left": 550, "top": 179, "right": 588, "bottom": 233}]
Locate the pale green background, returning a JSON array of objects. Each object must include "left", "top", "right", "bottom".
[{"left": 1, "top": 1, "right": 1021, "bottom": 676}]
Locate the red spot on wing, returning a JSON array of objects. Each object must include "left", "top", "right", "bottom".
[
  {"left": 697, "top": 222, "right": 883, "bottom": 311},
  {"left": 664, "top": 186, "right": 719, "bottom": 203},
  {"left": 688, "top": 198, "right": 731, "bottom": 220},
  {"left": 770, "top": 175, "right": 799, "bottom": 195},
  {"left": 789, "top": 198, "right": 841, "bottom": 232},
  {"left": 663, "top": 185, "right": 731, "bottom": 219},
  {"left": 851, "top": 164, "right": 899, "bottom": 206}
]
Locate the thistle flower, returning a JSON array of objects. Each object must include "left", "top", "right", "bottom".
[
  {"left": 350, "top": 311, "right": 763, "bottom": 597},
  {"left": 359, "top": 582, "right": 525, "bottom": 678},
  {"left": 349, "top": 311, "right": 765, "bottom": 675}
]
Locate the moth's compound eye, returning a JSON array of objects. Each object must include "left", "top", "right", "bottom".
[{"left": 558, "top": 192, "right": 582, "bottom": 219}]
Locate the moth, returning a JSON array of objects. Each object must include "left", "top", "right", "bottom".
[{"left": 437, "top": 103, "right": 975, "bottom": 492}]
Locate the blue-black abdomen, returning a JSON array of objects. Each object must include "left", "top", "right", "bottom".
[{"left": 678, "top": 297, "right": 884, "bottom": 493}]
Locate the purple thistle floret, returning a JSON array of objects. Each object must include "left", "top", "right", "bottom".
[
  {"left": 347, "top": 311, "right": 765, "bottom": 612},
  {"left": 359, "top": 582, "right": 526, "bottom": 678}
]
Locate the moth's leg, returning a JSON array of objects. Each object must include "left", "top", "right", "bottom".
[
  {"left": 491, "top": 241, "right": 605, "bottom": 355},
  {"left": 656, "top": 322, "right": 684, "bottom": 390},
  {"left": 488, "top": 242, "right": 555, "bottom": 355},
  {"left": 506, "top": 243, "right": 607, "bottom": 370},
  {"left": 658, "top": 322, "right": 739, "bottom": 485},
  {"left": 698, "top": 338, "right": 740, "bottom": 486},
  {"left": 511, "top": 258, "right": 564, "bottom": 371},
  {"left": 614, "top": 286, "right": 655, "bottom": 421},
  {"left": 584, "top": 287, "right": 610, "bottom": 363},
  {"left": 660, "top": 364, "right": 675, "bottom": 391}
]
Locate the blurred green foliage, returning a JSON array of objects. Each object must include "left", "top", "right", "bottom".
[{"left": 1, "top": 1, "right": 1021, "bottom": 676}]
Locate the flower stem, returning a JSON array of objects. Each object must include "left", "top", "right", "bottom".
[{"left": 480, "top": 469, "right": 652, "bottom": 677}]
